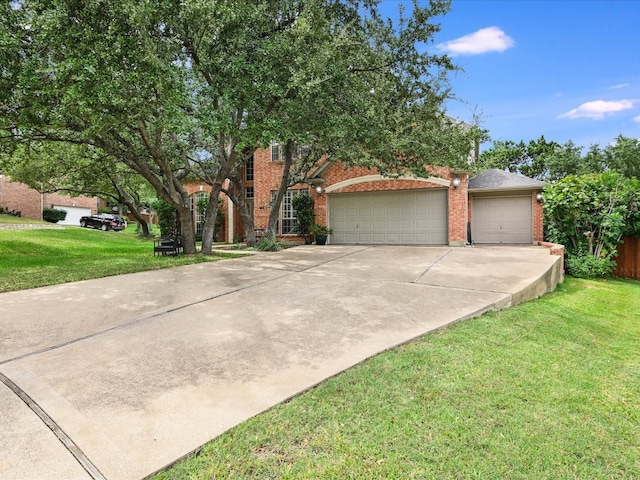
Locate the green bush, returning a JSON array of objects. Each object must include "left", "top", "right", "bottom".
[
  {"left": 291, "top": 191, "right": 315, "bottom": 243},
  {"left": 151, "top": 199, "right": 178, "bottom": 237},
  {"left": 254, "top": 236, "right": 282, "bottom": 252},
  {"left": 0, "top": 206, "right": 21, "bottom": 217},
  {"left": 566, "top": 253, "right": 615, "bottom": 278},
  {"left": 544, "top": 172, "right": 640, "bottom": 278},
  {"left": 42, "top": 207, "right": 67, "bottom": 223}
]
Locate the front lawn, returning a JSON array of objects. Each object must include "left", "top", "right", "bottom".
[
  {"left": 154, "top": 277, "right": 640, "bottom": 479},
  {"left": 0, "top": 220, "right": 238, "bottom": 293}
]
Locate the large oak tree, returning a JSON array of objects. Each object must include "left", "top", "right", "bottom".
[{"left": 2, "top": 0, "right": 477, "bottom": 252}]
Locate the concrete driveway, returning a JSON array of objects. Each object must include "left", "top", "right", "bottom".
[{"left": 0, "top": 245, "right": 563, "bottom": 480}]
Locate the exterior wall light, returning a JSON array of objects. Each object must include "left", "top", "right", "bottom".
[
  {"left": 315, "top": 185, "right": 323, "bottom": 196},
  {"left": 536, "top": 193, "right": 543, "bottom": 203},
  {"left": 452, "top": 177, "right": 461, "bottom": 189}
]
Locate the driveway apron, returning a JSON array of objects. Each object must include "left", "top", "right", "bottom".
[{"left": 0, "top": 245, "right": 562, "bottom": 480}]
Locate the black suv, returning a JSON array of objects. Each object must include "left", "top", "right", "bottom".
[{"left": 79, "top": 214, "right": 127, "bottom": 231}]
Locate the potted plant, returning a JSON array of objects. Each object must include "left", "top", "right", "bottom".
[{"left": 310, "top": 223, "right": 333, "bottom": 245}]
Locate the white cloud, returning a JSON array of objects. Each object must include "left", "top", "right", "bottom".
[
  {"left": 437, "top": 27, "right": 514, "bottom": 56},
  {"left": 634, "top": 115, "right": 640, "bottom": 123},
  {"left": 610, "top": 83, "right": 629, "bottom": 89},
  {"left": 558, "top": 99, "right": 637, "bottom": 120}
]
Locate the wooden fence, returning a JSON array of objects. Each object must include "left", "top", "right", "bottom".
[{"left": 613, "top": 236, "right": 640, "bottom": 280}]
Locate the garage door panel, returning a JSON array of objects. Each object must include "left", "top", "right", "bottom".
[
  {"left": 472, "top": 196, "right": 532, "bottom": 244},
  {"left": 386, "top": 219, "right": 400, "bottom": 230},
  {"left": 401, "top": 205, "right": 414, "bottom": 216},
  {"left": 329, "top": 189, "right": 448, "bottom": 245},
  {"left": 386, "top": 206, "right": 400, "bottom": 216},
  {"left": 400, "top": 219, "right": 414, "bottom": 229}
]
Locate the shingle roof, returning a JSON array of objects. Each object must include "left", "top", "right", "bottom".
[{"left": 468, "top": 169, "right": 547, "bottom": 191}]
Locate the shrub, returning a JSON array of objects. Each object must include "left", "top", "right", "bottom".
[
  {"left": 544, "top": 173, "right": 640, "bottom": 277},
  {"left": 254, "top": 236, "right": 282, "bottom": 252},
  {"left": 291, "top": 191, "right": 315, "bottom": 243},
  {"left": 42, "top": 207, "right": 67, "bottom": 223},
  {"left": 0, "top": 206, "right": 21, "bottom": 217},
  {"left": 566, "top": 253, "right": 615, "bottom": 278},
  {"left": 151, "top": 199, "right": 178, "bottom": 237}
]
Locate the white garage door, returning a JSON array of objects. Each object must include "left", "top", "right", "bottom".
[
  {"left": 329, "top": 189, "right": 448, "bottom": 245},
  {"left": 472, "top": 196, "right": 532, "bottom": 244},
  {"left": 53, "top": 205, "right": 92, "bottom": 226}
]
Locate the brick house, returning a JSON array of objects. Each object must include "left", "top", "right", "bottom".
[
  {"left": 188, "top": 147, "right": 546, "bottom": 246},
  {"left": 0, "top": 174, "right": 102, "bottom": 225},
  {"left": 2, "top": 152, "right": 545, "bottom": 245}
]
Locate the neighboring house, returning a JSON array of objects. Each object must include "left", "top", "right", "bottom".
[
  {"left": 0, "top": 174, "right": 102, "bottom": 225},
  {"left": 189, "top": 148, "right": 546, "bottom": 246}
]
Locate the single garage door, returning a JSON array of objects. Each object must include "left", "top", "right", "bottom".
[
  {"left": 472, "top": 196, "right": 532, "bottom": 244},
  {"left": 329, "top": 189, "right": 448, "bottom": 245},
  {"left": 53, "top": 205, "right": 92, "bottom": 226}
]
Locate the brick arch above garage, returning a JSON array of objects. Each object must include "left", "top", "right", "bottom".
[{"left": 325, "top": 175, "right": 451, "bottom": 194}]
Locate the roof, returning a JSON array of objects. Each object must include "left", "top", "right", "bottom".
[{"left": 468, "top": 169, "right": 547, "bottom": 192}]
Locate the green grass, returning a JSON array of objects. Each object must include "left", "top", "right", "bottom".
[
  {"left": 0, "top": 220, "right": 239, "bottom": 293},
  {"left": 0, "top": 213, "right": 49, "bottom": 224},
  {"left": 154, "top": 278, "right": 640, "bottom": 480}
]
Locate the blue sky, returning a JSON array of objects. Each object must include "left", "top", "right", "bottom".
[{"left": 382, "top": 0, "right": 640, "bottom": 151}]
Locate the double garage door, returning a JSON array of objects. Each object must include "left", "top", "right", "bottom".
[
  {"left": 329, "top": 189, "right": 447, "bottom": 245},
  {"left": 472, "top": 196, "right": 532, "bottom": 244}
]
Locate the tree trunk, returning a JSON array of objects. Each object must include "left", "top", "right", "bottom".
[
  {"left": 127, "top": 206, "right": 150, "bottom": 236},
  {"left": 177, "top": 205, "right": 197, "bottom": 254},
  {"left": 266, "top": 141, "right": 294, "bottom": 239},
  {"left": 200, "top": 187, "right": 222, "bottom": 255},
  {"left": 237, "top": 200, "right": 256, "bottom": 245},
  {"left": 226, "top": 176, "right": 256, "bottom": 245}
]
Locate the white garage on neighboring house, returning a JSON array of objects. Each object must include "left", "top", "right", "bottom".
[
  {"left": 53, "top": 205, "right": 92, "bottom": 226},
  {"left": 468, "top": 169, "right": 546, "bottom": 245}
]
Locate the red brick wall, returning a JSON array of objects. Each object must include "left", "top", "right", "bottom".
[
  {"left": 251, "top": 155, "right": 469, "bottom": 245},
  {"left": 252, "top": 148, "right": 308, "bottom": 235},
  {"left": 0, "top": 176, "right": 42, "bottom": 219},
  {"left": 532, "top": 191, "right": 544, "bottom": 242},
  {"left": 0, "top": 175, "right": 100, "bottom": 220},
  {"left": 448, "top": 180, "right": 468, "bottom": 244},
  {"left": 44, "top": 193, "right": 98, "bottom": 211}
]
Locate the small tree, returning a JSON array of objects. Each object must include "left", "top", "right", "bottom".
[{"left": 291, "top": 191, "right": 315, "bottom": 244}]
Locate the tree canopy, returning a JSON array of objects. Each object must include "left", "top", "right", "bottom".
[
  {"left": 478, "top": 134, "right": 640, "bottom": 182},
  {"left": 1, "top": 0, "right": 478, "bottom": 252}
]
